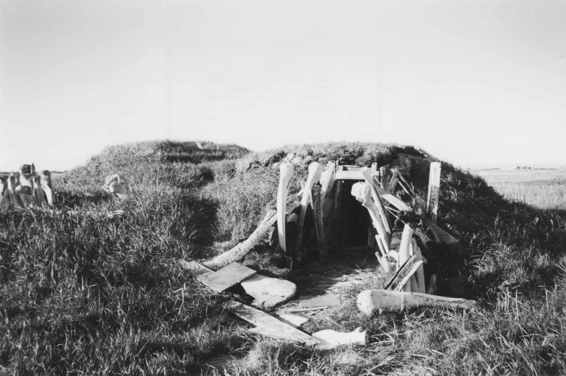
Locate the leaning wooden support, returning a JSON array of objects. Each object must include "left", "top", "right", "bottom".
[
  {"left": 362, "top": 168, "right": 391, "bottom": 234},
  {"left": 277, "top": 163, "right": 295, "bottom": 253},
  {"left": 203, "top": 210, "right": 277, "bottom": 269},
  {"left": 357, "top": 289, "right": 476, "bottom": 316},
  {"left": 295, "top": 162, "right": 322, "bottom": 261},
  {"left": 426, "top": 162, "right": 441, "bottom": 221},
  {"left": 351, "top": 182, "right": 390, "bottom": 255}
]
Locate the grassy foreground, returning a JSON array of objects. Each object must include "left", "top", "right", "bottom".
[{"left": 1, "top": 141, "right": 566, "bottom": 375}]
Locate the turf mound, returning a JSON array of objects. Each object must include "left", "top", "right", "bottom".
[
  {"left": 2, "top": 140, "right": 566, "bottom": 375},
  {"left": 203, "top": 142, "right": 566, "bottom": 297}
]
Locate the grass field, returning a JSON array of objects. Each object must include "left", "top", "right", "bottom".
[
  {"left": 2, "top": 142, "right": 566, "bottom": 375},
  {"left": 476, "top": 168, "right": 566, "bottom": 210}
]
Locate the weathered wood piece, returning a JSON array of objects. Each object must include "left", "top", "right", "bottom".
[
  {"left": 311, "top": 183, "right": 324, "bottom": 254},
  {"left": 203, "top": 210, "right": 277, "bottom": 269},
  {"left": 426, "top": 162, "right": 441, "bottom": 221},
  {"left": 229, "top": 302, "right": 323, "bottom": 346},
  {"left": 381, "top": 193, "right": 412, "bottom": 212},
  {"left": 351, "top": 182, "right": 390, "bottom": 256},
  {"left": 312, "top": 327, "right": 367, "bottom": 350},
  {"left": 387, "top": 168, "right": 399, "bottom": 193},
  {"left": 277, "top": 163, "right": 295, "bottom": 253},
  {"left": 277, "top": 312, "right": 309, "bottom": 327},
  {"left": 334, "top": 169, "right": 366, "bottom": 181},
  {"left": 411, "top": 240, "right": 427, "bottom": 293},
  {"left": 197, "top": 262, "right": 257, "bottom": 293},
  {"left": 384, "top": 254, "right": 423, "bottom": 291},
  {"left": 398, "top": 224, "right": 414, "bottom": 292},
  {"left": 178, "top": 259, "right": 211, "bottom": 275},
  {"left": 362, "top": 168, "right": 391, "bottom": 234},
  {"left": 240, "top": 274, "right": 297, "bottom": 310},
  {"left": 319, "top": 162, "right": 336, "bottom": 256},
  {"left": 295, "top": 162, "right": 322, "bottom": 261},
  {"left": 357, "top": 289, "right": 476, "bottom": 316}
]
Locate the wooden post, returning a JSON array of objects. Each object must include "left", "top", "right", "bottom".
[
  {"left": 277, "top": 163, "right": 294, "bottom": 254},
  {"left": 426, "top": 162, "right": 441, "bottom": 221},
  {"left": 295, "top": 162, "right": 322, "bottom": 262},
  {"left": 319, "top": 162, "right": 336, "bottom": 256},
  {"left": 312, "top": 183, "right": 324, "bottom": 256}
]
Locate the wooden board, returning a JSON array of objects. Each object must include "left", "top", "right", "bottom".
[
  {"left": 241, "top": 274, "right": 297, "bottom": 310},
  {"left": 229, "top": 301, "right": 323, "bottom": 346},
  {"left": 196, "top": 262, "right": 256, "bottom": 293}
]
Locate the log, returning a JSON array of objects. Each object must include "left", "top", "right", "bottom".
[
  {"left": 203, "top": 210, "right": 277, "bottom": 269},
  {"left": 295, "top": 162, "right": 322, "bottom": 261},
  {"left": 277, "top": 163, "right": 295, "bottom": 253},
  {"left": 357, "top": 289, "right": 476, "bottom": 316},
  {"left": 229, "top": 301, "right": 323, "bottom": 346},
  {"left": 426, "top": 162, "right": 441, "bottom": 221}
]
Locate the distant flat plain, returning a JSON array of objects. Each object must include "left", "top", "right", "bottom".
[{"left": 475, "top": 168, "right": 566, "bottom": 210}]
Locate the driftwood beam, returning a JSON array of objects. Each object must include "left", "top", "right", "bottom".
[
  {"left": 203, "top": 210, "right": 277, "bottom": 269},
  {"left": 357, "top": 289, "right": 476, "bottom": 316}
]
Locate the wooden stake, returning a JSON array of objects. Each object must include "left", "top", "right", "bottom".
[{"left": 426, "top": 162, "right": 441, "bottom": 221}]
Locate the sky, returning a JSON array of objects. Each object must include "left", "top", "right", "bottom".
[{"left": 1, "top": 0, "right": 565, "bottom": 171}]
